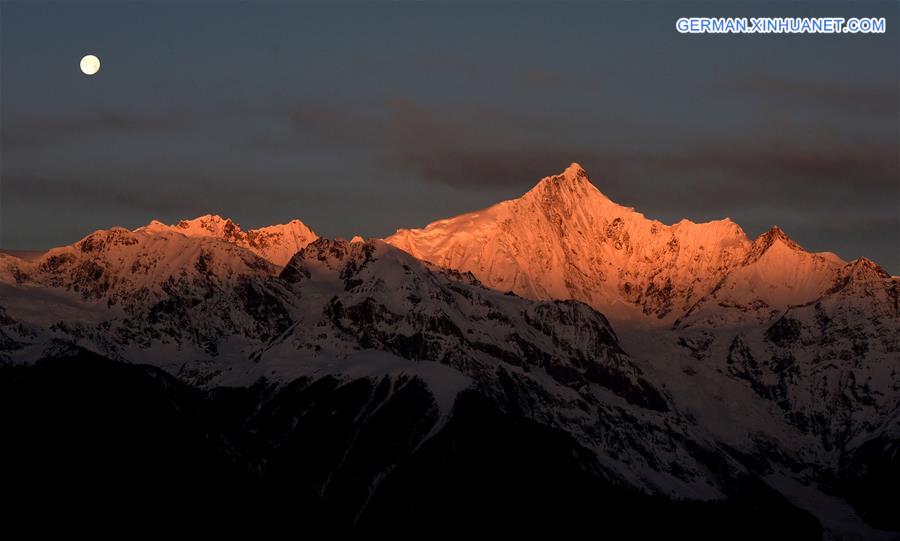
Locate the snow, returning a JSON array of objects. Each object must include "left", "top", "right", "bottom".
[
  {"left": 239, "top": 349, "right": 472, "bottom": 418},
  {"left": 678, "top": 231, "right": 846, "bottom": 329}
]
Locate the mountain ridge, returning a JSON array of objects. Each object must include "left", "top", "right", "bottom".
[
  {"left": 138, "top": 214, "right": 318, "bottom": 266},
  {"left": 388, "top": 164, "right": 812, "bottom": 323},
  {"left": 1, "top": 164, "right": 896, "bottom": 537}
]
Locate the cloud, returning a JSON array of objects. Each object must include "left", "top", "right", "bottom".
[
  {"left": 0, "top": 173, "right": 206, "bottom": 214},
  {"left": 649, "top": 140, "right": 897, "bottom": 191},
  {"left": 268, "top": 96, "right": 598, "bottom": 188},
  {"left": 261, "top": 93, "right": 898, "bottom": 205},
  {"left": 388, "top": 147, "right": 587, "bottom": 189},
  {"left": 722, "top": 75, "right": 898, "bottom": 116},
  {"left": 0, "top": 110, "right": 193, "bottom": 149}
]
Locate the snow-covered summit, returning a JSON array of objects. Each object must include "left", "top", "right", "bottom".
[
  {"left": 387, "top": 164, "right": 752, "bottom": 321},
  {"left": 385, "top": 164, "right": 868, "bottom": 328},
  {"left": 6, "top": 226, "right": 277, "bottom": 305},
  {"left": 841, "top": 256, "right": 893, "bottom": 282},
  {"left": 744, "top": 226, "right": 806, "bottom": 264},
  {"left": 137, "top": 214, "right": 317, "bottom": 266}
]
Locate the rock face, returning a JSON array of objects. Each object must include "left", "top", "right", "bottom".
[
  {"left": 0, "top": 227, "right": 288, "bottom": 362},
  {"left": 669, "top": 249, "right": 899, "bottom": 447},
  {"left": 649, "top": 251, "right": 900, "bottom": 537},
  {"left": 0, "top": 164, "right": 897, "bottom": 537},
  {"left": 730, "top": 255, "right": 900, "bottom": 449},
  {"left": 677, "top": 226, "right": 846, "bottom": 329}
]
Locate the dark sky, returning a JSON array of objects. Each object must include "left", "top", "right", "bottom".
[{"left": 1, "top": 1, "right": 898, "bottom": 271}]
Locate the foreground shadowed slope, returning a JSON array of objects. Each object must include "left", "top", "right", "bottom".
[
  {"left": 0, "top": 349, "right": 822, "bottom": 537},
  {"left": 1, "top": 237, "right": 729, "bottom": 500}
]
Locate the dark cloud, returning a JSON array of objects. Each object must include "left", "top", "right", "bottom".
[
  {"left": 1, "top": 110, "right": 193, "bottom": 149},
  {"left": 259, "top": 94, "right": 898, "bottom": 207},
  {"left": 723, "top": 75, "right": 898, "bottom": 116},
  {"left": 647, "top": 140, "right": 898, "bottom": 193},
  {"left": 388, "top": 147, "right": 587, "bottom": 189},
  {"left": 0, "top": 173, "right": 207, "bottom": 214},
  {"left": 285, "top": 103, "right": 367, "bottom": 147},
  {"left": 269, "top": 96, "right": 594, "bottom": 188}
]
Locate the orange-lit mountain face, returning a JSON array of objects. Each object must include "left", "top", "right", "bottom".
[
  {"left": 388, "top": 163, "right": 745, "bottom": 322},
  {"left": 387, "top": 163, "right": 884, "bottom": 328},
  {"left": 139, "top": 214, "right": 318, "bottom": 267},
  {"left": 4, "top": 163, "right": 881, "bottom": 330}
]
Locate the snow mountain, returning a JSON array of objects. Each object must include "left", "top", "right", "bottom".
[
  {"left": 385, "top": 163, "right": 897, "bottom": 536},
  {"left": 677, "top": 226, "right": 846, "bottom": 329},
  {"left": 387, "top": 163, "right": 755, "bottom": 322},
  {"left": 1, "top": 164, "right": 897, "bottom": 536}
]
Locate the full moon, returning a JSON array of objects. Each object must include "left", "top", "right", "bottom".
[{"left": 80, "top": 54, "right": 100, "bottom": 75}]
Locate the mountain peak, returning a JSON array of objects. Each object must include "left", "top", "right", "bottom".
[
  {"left": 136, "top": 215, "right": 317, "bottom": 266},
  {"left": 388, "top": 163, "right": 755, "bottom": 321},
  {"left": 551, "top": 162, "right": 591, "bottom": 186},
  {"left": 138, "top": 214, "right": 236, "bottom": 237},
  {"left": 177, "top": 213, "right": 234, "bottom": 229},
  {"left": 746, "top": 225, "right": 804, "bottom": 263},
  {"left": 822, "top": 256, "right": 894, "bottom": 297},
  {"left": 532, "top": 162, "right": 591, "bottom": 187},
  {"left": 563, "top": 162, "right": 587, "bottom": 179},
  {"left": 846, "top": 257, "right": 891, "bottom": 280},
  {"left": 523, "top": 162, "right": 615, "bottom": 210},
  {"left": 180, "top": 214, "right": 227, "bottom": 225}
]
